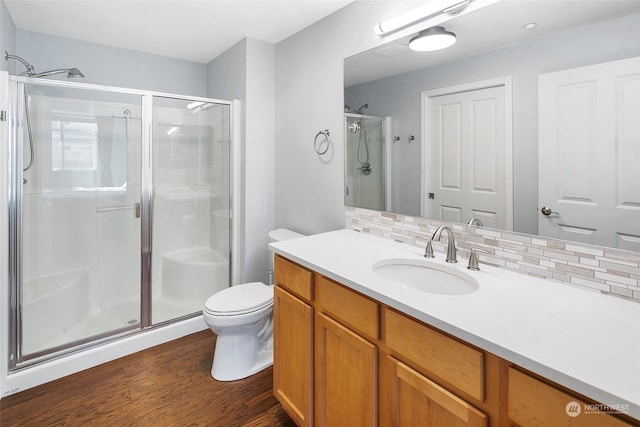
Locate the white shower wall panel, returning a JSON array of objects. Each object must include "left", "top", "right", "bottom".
[
  {"left": 95, "top": 206, "right": 140, "bottom": 310},
  {"left": 22, "top": 192, "right": 101, "bottom": 312},
  {"left": 152, "top": 188, "right": 215, "bottom": 295}
]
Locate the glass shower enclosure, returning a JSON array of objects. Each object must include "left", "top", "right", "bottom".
[
  {"left": 344, "top": 113, "right": 387, "bottom": 211},
  {"left": 7, "top": 77, "right": 232, "bottom": 368}
]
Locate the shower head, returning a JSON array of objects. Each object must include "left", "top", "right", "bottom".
[
  {"left": 67, "top": 68, "right": 85, "bottom": 79},
  {"left": 4, "top": 51, "right": 85, "bottom": 79},
  {"left": 32, "top": 68, "right": 85, "bottom": 79},
  {"left": 345, "top": 104, "right": 369, "bottom": 114}
]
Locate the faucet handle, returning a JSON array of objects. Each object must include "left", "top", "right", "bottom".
[
  {"left": 424, "top": 238, "right": 435, "bottom": 258},
  {"left": 467, "top": 248, "right": 490, "bottom": 271}
]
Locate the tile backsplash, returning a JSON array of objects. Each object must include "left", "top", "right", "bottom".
[{"left": 345, "top": 206, "right": 640, "bottom": 302}]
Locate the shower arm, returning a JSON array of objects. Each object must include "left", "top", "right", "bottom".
[
  {"left": 4, "top": 52, "right": 84, "bottom": 79},
  {"left": 32, "top": 69, "right": 76, "bottom": 78},
  {"left": 4, "top": 51, "right": 35, "bottom": 76}
]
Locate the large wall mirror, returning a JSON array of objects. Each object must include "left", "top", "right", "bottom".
[{"left": 344, "top": 0, "right": 640, "bottom": 251}]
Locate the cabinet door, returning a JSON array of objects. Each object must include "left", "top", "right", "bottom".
[
  {"left": 274, "top": 286, "right": 313, "bottom": 427},
  {"left": 315, "top": 312, "right": 377, "bottom": 426},
  {"left": 381, "top": 354, "right": 487, "bottom": 427},
  {"left": 508, "top": 368, "right": 632, "bottom": 427}
]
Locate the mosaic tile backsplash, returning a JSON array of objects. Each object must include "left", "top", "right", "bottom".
[{"left": 345, "top": 206, "right": 640, "bottom": 302}]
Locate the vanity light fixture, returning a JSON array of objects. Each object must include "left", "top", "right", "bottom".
[
  {"left": 409, "top": 26, "right": 457, "bottom": 51},
  {"left": 375, "top": 0, "right": 471, "bottom": 36}
]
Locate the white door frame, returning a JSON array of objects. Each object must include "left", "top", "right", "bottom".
[
  {"left": 420, "top": 76, "right": 513, "bottom": 230},
  {"left": 383, "top": 115, "right": 393, "bottom": 212}
]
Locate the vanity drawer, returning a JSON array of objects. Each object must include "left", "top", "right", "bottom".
[
  {"left": 316, "top": 275, "right": 379, "bottom": 341},
  {"left": 383, "top": 307, "right": 484, "bottom": 402},
  {"left": 508, "top": 367, "right": 632, "bottom": 426},
  {"left": 274, "top": 255, "right": 314, "bottom": 302}
]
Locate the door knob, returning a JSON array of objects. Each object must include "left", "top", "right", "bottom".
[{"left": 540, "top": 206, "right": 559, "bottom": 216}]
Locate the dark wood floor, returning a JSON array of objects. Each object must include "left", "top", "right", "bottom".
[{"left": 0, "top": 331, "right": 295, "bottom": 427}]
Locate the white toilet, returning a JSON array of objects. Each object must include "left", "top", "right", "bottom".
[{"left": 203, "top": 228, "right": 304, "bottom": 381}]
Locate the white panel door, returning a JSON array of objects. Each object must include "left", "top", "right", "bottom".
[
  {"left": 538, "top": 57, "right": 640, "bottom": 250},
  {"left": 426, "top": 85, "right": 507, "bottom": 229}
]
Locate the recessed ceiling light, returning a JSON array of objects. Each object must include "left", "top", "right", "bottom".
[
  {"left": 409, "top": 26, "right": 456, "bottom": 52},
  {"left": 523, "top": 23, "right": 537, "bottom": 30}
]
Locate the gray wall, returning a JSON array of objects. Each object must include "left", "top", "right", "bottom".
[
  {"left": 207, "top": 37, "right": 276, "bottom": 284},
  {"left": 244, "top": 38, "right": 275, "bottom": 283},
  {"left": 16, "top": 29, "right": 207, "bottom": 96},
  {"left": 274, "top": 1, "right": 416, "bottom": 235},
  {"left": 344, "top": 13, "right": 640, "bottom": 234},
  {"left": 207, "top": 38, "right": 246, "bottom": 100},
  {"left": 0, "top": 0, "right": 16, "bottom": 73}
]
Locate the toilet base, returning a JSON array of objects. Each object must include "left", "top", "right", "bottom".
[
  {"left": 210, "top": 326, "right": 274, "bottom": 381},
  {"left": 212, "top": 353, "right": 273, "bottom": 382}
]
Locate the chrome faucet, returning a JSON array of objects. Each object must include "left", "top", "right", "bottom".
[
  {"left": 467, "top": 217, "right": 483, "bottom": 227},
  {"left": 432, "top": 226, "right": 457, "bottom": 263},
  {"left": 424, "top": 238, "right": 435, "bottom": 258}
]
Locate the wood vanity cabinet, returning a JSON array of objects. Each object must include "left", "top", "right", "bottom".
[
  {"left": 273, "top": 254, "right": 637, "bottom": 427},
  {"left": 380, "top": 355, "right": 487, "bottom": 426},
  {"left": 314, "top": 275, "right": 378, "bottom": 426},
  {"left": 273, "top": 256, "right": 314, "bottom": 427},
  {"left": 380, "top": 307, "right": 491, "bottom": 427},
  {"left": 506, "top": 367, "right": 633, "bottom": 427}
]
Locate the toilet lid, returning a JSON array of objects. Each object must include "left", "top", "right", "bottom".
[{"left": 204, "top": 282, "right": 273, "bottom": 315}]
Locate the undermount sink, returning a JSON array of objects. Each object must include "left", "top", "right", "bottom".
[{"left": 372, "top": 258, "right": 479, "bottom": 295}]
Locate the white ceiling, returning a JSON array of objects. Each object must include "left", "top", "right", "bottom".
[
  {"left": 4, "top": 0, "right": 354, "bottom": 63},
  {"left": 345, "top": 0, "right": 640, "bottom": 87}
]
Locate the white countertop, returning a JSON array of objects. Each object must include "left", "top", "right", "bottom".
[{"left": 270, "top": 229, "right": 640, "bottom": 420}]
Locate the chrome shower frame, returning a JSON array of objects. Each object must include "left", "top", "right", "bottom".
[
  {"left": 343, "top": 112, "right": 391, "bottom": 210},
  {"left": 5, "top": 75, "right": 237, "bottom": 371}
]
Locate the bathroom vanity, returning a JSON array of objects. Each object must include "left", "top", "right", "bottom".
[{"left": 270, "top": 230, "right": 639, "bottom": 426}]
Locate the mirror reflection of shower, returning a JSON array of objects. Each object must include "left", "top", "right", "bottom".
[
  {"left": 344, "top": 103, "right": 371, "bottom": 175},
  {"left": 344, "top": 109, "right": 387, "bottom": 211},
  {"left": 4, "top": 51, "right": 85, "bottom": 175}
]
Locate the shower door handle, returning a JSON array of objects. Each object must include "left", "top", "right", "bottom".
[{"left": 134, "top": 203, "right": 141, "bottom": 218}]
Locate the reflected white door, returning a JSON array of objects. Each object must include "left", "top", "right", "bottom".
[
  {"left": 538, "top": 57, "right": 640, "bottom": 250},
  {"left": 423, "top": 83, "right": 508, "bottom": 229}
]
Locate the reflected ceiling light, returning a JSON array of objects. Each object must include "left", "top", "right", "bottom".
[
  {"left": 373, "top": 44, "right": 410, "bottom": 58},
  {"left": 167, "top": 126, "right": 180, "bottom": 136},
  {"left": 187, "top": 101, "right": 205, "bottom": 110},
  {"left": 187, "top": 101, "right": 214, "bottom": 113},
  {"left": 409, "top": 26, "right": 457, "bottom": 51},
  {"left": 375, "top": 0, "right": 471, "bottom": 36}
]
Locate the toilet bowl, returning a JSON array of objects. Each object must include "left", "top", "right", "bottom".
[
  {"left": 203, "top": 228, "right": 304, "bottom": 381},
  {"left": 203, "top": 282, "right": 274, "bottom": 381}
]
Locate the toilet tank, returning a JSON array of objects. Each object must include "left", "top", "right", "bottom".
[{"left": 268, "top": 228, "right": 304, "bottom": 284}]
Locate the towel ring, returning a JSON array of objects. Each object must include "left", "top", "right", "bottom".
[{"left": 314, "top": 129, "right": 330, "bottom": 155}]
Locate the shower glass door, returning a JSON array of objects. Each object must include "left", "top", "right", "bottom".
[
  {"left": 151, "top": 97, "right": 231, "bottom": 324},
  {"left": 8, "top": 77, "right": 234, "bottom": 370},
  {"left": 344, "top": 114, "right": 386, "bottom": 211},
  {"left": 16, "top": 82, "right": 143, "bottom": 360}
]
